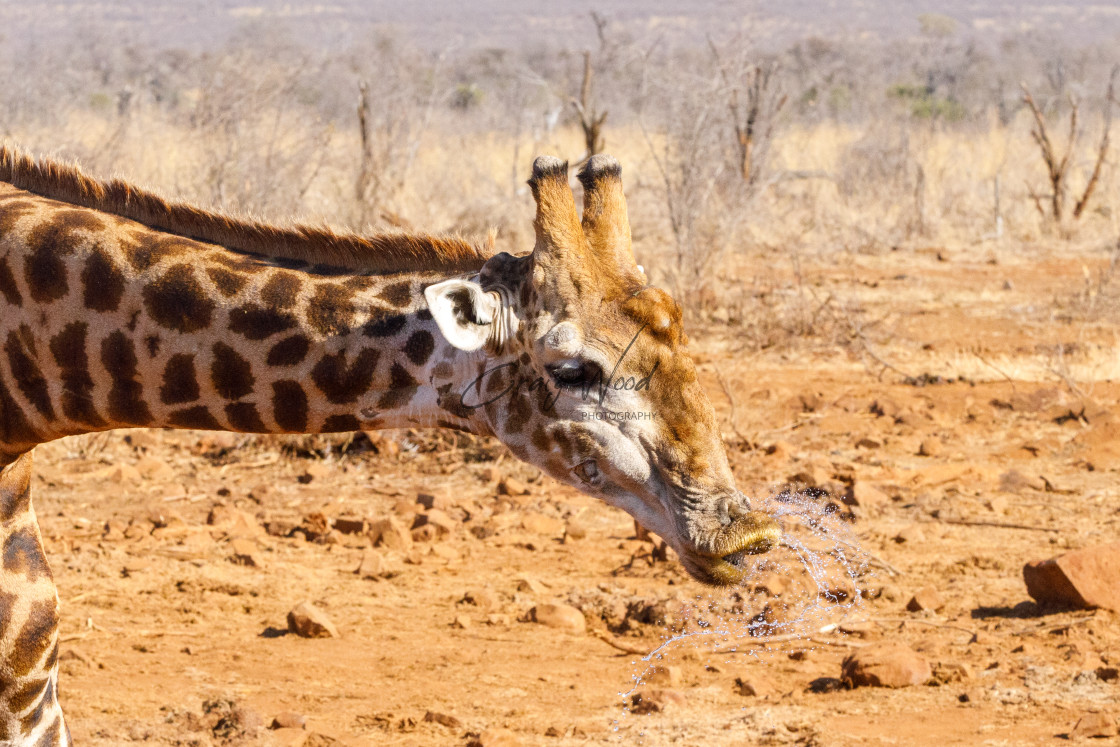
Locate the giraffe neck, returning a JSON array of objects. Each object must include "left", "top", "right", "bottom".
[{"left": 0, "top": 186, "right": 497, "bottom": 461}]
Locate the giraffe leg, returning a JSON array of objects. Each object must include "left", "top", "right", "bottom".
[{"left": 0, "top": 452, "right": 69, "bottom": 746}]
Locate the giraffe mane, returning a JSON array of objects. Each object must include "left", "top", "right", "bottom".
[{"left": 0, "top": 145, "right": 493, "bottom": 274}]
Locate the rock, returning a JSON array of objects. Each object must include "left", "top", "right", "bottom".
[
  {"left": 734, "top": 674, "right": 775, "bottom": 697},
  {"left": 528, "top": 604, "right": 585, "bottom": 634},
  {"left": 1070, "top": 712, "right": 1118, "bottom": 739},
  {"left": 485, "top": 613, "right": 511, "bottom": 626},
  {"left": 332, "top": 517, "right": 366, "bottom": 535},
  {"left": 906, "top": 587, "right": 945, "bottom": 612},
  {"left": 302, "top": 462, "right": 332, "bottom": 482},
  {"left": 286, "top": 602, "right": 339, "bottom": 639},
  {"left": 846, "top": 481, "right": 890, "bottom": 512},
  {"left": 416, "top": 492, "right": 452, "bottom": 511},
  {"left": 462, "top": 589, "right": 500, "bottom": 612},
  {"left": 1023, "top": 542, "right": 1120, "bottom": 612},
  {"left": 429, "top": 544, "right": 460, "bottom": 562},
  {"left": 841, "top": 643, "right": 931, "bottom": 688},
  {"left": 933, "top": 662, "right": 973, "bottom": 684},
  {"left": 423, "top": 711, "right": 462, "bottom": 729},
  {"left": 893, "top": 525, "right": 925, "bottom": 544},
  {"left": 563, "top": 521, "right": 588, "bottom": 542},
  {"left": 135, "top": 457, "right": 175, "bottom": 481},
  {"left": 645, "top": 665, "right": 680, "bottom": 687},
  {"left": 452, "top": 614, "right": 472, "bottom": 629},
  {"left": 1097, "top": 667, "right": 1119, "bottom": 682},
  {"left": 467, "top": 729, "right": 523, "bottom": 747},
  {"left": 855, "top": 437, "right": 881, "bottom": 450},
  {"left": 999, "top": 469, "right": 1045, "bottom": 493},
  {"left": 515, "top": 576, "right": 546, "bottom": 594},
  {"left": 207, "top": 505, "right": 265, "bottom": 538},
  {"left": 765, "top": 440, "right": 793, "bottom": 462},
  {"left": 917, "top": 438, "right": 942, "bottom": 457},
  {"left": 369, "top": 517, "right": 413, "bottom": 552},
  {"left": 92, "top": 463, "right": 142, "bottom": 484},
  {"left": 498, "top": 477, "right": 530, "bottom": 496},
  {"left": 270, "top": 712, "right": 306, "bottom": 730},
  {"left": 355, "top": 549, "right": 394, "bottom": 579},
  {"left": 630, "top": 689, "right": 686, "bottom": 714},
  {"left": 521, "top": 513, "right": 564, "bottom": 535},
  {"left": 229, "top": 537, "right": 262, "bottom": 567}
]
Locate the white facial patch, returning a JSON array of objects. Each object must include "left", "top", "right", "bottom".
[{"left": 542, "top": 321, "right": 583, "bottom": 358}]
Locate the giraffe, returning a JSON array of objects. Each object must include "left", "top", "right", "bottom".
[{"left": 0, "top": 145, "right": 780, "bottom": 744}]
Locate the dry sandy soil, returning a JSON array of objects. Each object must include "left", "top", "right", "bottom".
[{"left": 34, "top": 238, "right": 1120, "bottom": 746}]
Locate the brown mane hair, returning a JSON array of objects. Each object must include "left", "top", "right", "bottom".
[{"left": 0, "top": 145, "right": 492, "bottom": 274}]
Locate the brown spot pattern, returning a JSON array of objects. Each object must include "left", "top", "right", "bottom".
[
  {"left": 10, "top": 598, "right": 57, "bottom": 678},
  {"left": 81, "top": 252, "right": 125, "bottom": 312},
  {"left": 229, "top": 303, "right": 298, "bottom": 340},
  {"left": 322, "top": 414, "right": 361, "bottom": 432},
  {"left": 310, "top": 348, "right": 380, "bottom": 404},
  {"left": 0, "top": 458, "right": 31, "bottom": 522},
  {"left": 362, "top": 312, "right": 407, "bottom": 338},
  {"left": 125, "top": 236, "right": 195, "bottom": 272},
  {"left": 306, "top": 284, "right": 356, "bottom": 336},
  {"left": 4, "top": 329, "right": 54, "bottom": 420},
  {"left": 266, "top": 335, "right": 310, "bottom": 367},
  {"left": 378, "top": 362, "right": 419, "bottom": 410},
  {"left": 0, "top": 256, "right": 22, "bottom": 306},
  {"left": 260, "top": 272, "right": 302, "bottom": 308},
  {"left": 101, "top": 332, "right": 153, "bottom": 425},
  {"left": 272, "top": 381, "right": 308, "bottom": 432},
  {"left": 211, "top": 342, "right": 254, "bottom": 400},
  {"left": 49, "top": 322, "right": 104, "bottom": 427},
  {"left": 206, "top": 267, "right": 248, "bottom": 297},
  {"left": 160, "top": 354, "right": 200, "bottom": 405},
  {"left": 0, "top": 387, "right": 41, "bottom": 450},
  {"left": 382, "top": 281, "right": 412, "bottom": 308},
  {"left": 143, "top": 264, "right": 215, "bottom": 333},
  {"left": 225, "top": 402, "right": 266, "bottom": 432},
  {"left": 3, "top": 526, "right": 51, "bottom": 583},
  {"left": 403, "top": 330, "right": 435, "bottom": 366},
  {"left": 168, "top": 405, "right": 222, "bottom": 430}
]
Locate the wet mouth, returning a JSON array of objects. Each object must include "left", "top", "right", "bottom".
[{"left": 699, "top": 513, "right": 782, "bottom": 585}]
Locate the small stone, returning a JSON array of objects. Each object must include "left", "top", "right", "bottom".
[
  {"left": 855, "top": 437, "right": 881, "bottom": 449},
  {"left": 933, "top": 662, "right": 973, "bottom": 684},
  {"left": 999, "top": 469, "right": 1045, "bottom": 493},
  {"left": 270, "top": 728, "right": 309, "bottom": 747},
  {"left": 468, "top": 729, "right": 523, "bottom": 747},
  {"left": 529, "top": 604, "right": 586, "bottom": 634},
  {"left": 369, "top": 517, "right": 414, "bottom": 552},
  {"left": 416, "top": 492, "right": 452, "bottom": 510},
  {"left": 1070, "top": 712, "right": 1118, "bottom": 739},
  {"left": 630, "top": 689, "right": 686, "bottom": 715},
  {"left": 1096, "top": 667, "right": 1119, "bottom": 682},
  {"left": 917, "top": 438, "right": 942, "bottom": 457},
  {"left": 207, "top": 505, "right": 265, "bottom": 538},
  {"left": 332, "top": 517, "right": 366, "bottom": 535},
  {"left": 522, "top": 513, "right": 564, "bottom": 535},
  {"left": 430, "top": 544, "right": 460, "bottom": 562},
  {"left": 733, "top": 674, "right": 775, "bottom": 697},
  {"left": 645, "top": 665, "right": 680, "bottom": 687},
  {"left": 906, "top": 587, "right": 945, "bottom": 612},
  {"left": 846, "top": 482, "right": 890, "bottom": 512},
  {"left": 355, "top": 549, "right": 394, "bottom": 579},
  {"left": 841, "top": 643, "right": 931, "bottom": 688},
  {"left": 92, "top": 463, "right": 142, "bottom": 484},
  {"left": 515, "top": 576, "right": 546, "bottom": 594},
  {"left": 423, "top": 711, "right": 462, "bottom": 729},
  {"left": 286, "top": 602, "right": 339, "bottom": 639},
  {"left": 1023, "top": 542, "right": 1120, "bottom": 612},
  {"left": 765, "top": 441, "right": 793, "bottom": 462},
  {"left": 893, "top": 525, "right": 925, "bottom": 544},
  {"left": 270, "top": 712, "right": 306, "bottom": 730},
  {"left": 462, "top": 589, "right": 500, "bottom": 611},
  {"left": 229, "top": 537, "right": 262, "bottom": 567},
  {"left": 135, "top": 457, "right": 175, "bottom": 481},
  {"left": 986, "top": 495, "right": 1009, "bottom": 514},
  {"left": 563, "top": 521, "right": 588, "bottom": 542},
  {"left": 452, "top": 614, "right": 472, "bottom": 629},
  {"left": 486, "top": 613, "right": 511, "bottom": 626},
  {"left": 303, "top": 462, "right": 332, "bottom": 482},
  {"left": 498, "top": 477, "right": 530, "bottom": 496}
]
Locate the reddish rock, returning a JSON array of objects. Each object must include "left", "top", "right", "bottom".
[
  {"left": 270, "top": 711, "right": 306, "bottom": 730},
  {"left": 368, "top": 517, "right": 413, "bottom": 552},
  {"left": 1070, "top": 712, "right": 1118, "bottom": 739},
  {"left": 1023, "top": 542, "right": 1120, "bottom": 612},
  {"left": 528, "top": 604, "right": 585, "bottom": 634},
  {"left": 630, "top": 689, "right": 686, "bottom": 714},
  {"left": 906, "top": 587, "right": 945, "bottom": 612},
  {"left": 355, "top": 549, "right": 393, "bottom": 579},
  {"left": 423, "top": 710, "right": 462, "bottom": 729},
  {"left": 498, "top": 477, "right": 530, "bottom": 496},
  {"left": 841, "top": 643, "right": 931, "bottom": 688},
  {"left": 644, "top": 665, "right": 680, "bottom": 687},
  {"left": 734, "top": 674, "right": 776, "bottom": 697},
  {"left": 845, "top": 481, "right": 890, "bottom": 513},
  {"left": 917, "top": 438, "right": 942, "bottom": 457},
  {"left": 468, "top": 729, "right": 523, "bottom": 747},
  {"left": 286, "top": 602, "right": 339, "bottom": 639},
  {"left": 229, "top": 537, "right": 262, "bottom": 567},
  {"left": 332, "top": 517, "right": 366, "bottom": 535}
]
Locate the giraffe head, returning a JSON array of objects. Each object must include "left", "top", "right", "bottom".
[{"left": 426, "top": 155, "right": 779, "bottom": 585}]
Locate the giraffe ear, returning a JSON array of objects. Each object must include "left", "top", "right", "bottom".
[{"left": 424, "top": 279, "right": 500, "bottom": 352}]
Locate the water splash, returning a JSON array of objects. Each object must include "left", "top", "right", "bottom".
[{"left": 611, "top": 488, "right": 876, "bottom": 738}]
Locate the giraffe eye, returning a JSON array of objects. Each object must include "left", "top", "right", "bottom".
[
  {"left": 548, "top": 360, "right": 602, "bottom": 389},
  {"left": 573, "top": 460, "right": 601, "bottom": 484}
]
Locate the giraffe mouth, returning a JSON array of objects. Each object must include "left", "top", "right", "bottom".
[{"left": 687, "top": 512, "right": 782, "bottom": 586}]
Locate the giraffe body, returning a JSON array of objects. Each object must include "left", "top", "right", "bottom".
[{"left": 0, "top": 147, "right": 779, "bottom": 744}]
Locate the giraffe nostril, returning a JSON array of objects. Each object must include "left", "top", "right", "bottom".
[{"left": 573, "top": 460, "right": 600, "bottom": 484}]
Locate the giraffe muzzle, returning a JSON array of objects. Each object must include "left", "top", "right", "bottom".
[{"left": 687, "top": 511, "right": 782, "bottom": 585}]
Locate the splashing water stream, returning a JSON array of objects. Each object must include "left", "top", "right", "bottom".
[{"left": 611, "top": 489, "right": 878, "bottom": 739}]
